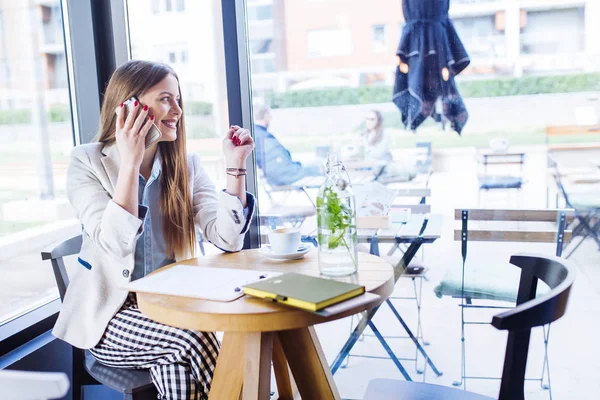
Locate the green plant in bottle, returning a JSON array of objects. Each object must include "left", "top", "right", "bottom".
[{"left": 316, "top": 153, "right": 358, "bottom": 276}]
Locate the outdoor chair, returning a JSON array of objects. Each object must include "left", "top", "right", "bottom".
[
  {"left": 364, "top": 253, "right": 575, "bottom": 400},
  {"left": 41, "top": 235, "right": 157, "bottom": 400},
  {"left": 550, "top": 159, "right": 600, "bottom": 258},
  {"left": 435, "top": 208, "right": 573, "bottom": 398},
  {"left": 477, "top": 152, "right": 525, "bottom": 206}
]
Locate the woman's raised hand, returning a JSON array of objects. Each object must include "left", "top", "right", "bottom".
[{"left": 223, "top": 125, "right": 255, "bottom": 168}]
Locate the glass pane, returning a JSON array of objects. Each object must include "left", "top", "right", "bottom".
[
  {"left": 0, "top": 0, "right": 78, "bottom": 325},
  {"left": 127, "top": 0, "right": 229, "bottom": 253},
  {"left": 246, "top": 1, "right": 600, "bottom": 249}
]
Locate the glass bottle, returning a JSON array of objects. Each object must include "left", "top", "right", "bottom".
[{"left": 316, "top": 153, "right": 359, "bottom": 277}]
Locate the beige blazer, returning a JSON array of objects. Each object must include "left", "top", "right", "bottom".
[{"left": 53, "top": 143, "right": 252, "bottom": 349}]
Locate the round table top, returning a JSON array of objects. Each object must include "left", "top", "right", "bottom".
[{"left": 136, "top": 248, "right": 394, "bottom": 332}]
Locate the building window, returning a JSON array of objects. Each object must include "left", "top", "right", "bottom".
[
  {"left": 521, "top": 8, "right": 584, "bottom": 55},
  {"left": 176, "top": 0, "right": 185, "bottom": 12},
  {"left": 169, "top": 52, "right": 176, "bottom": 63},
  {"left": 306, "top": 29, "right": 353, "bottom": 57},
  {"left": 251, "top": 56, "right": 276, "bottom": 74},
  {"left": 165, "top": 0, "right": 173, "bottom": 12},
  {"left": 453, "top": 15, "right": 504, "bottom": 59},
  {"left": 372, "top": 24, "right": 386, "bottom": 52},
  {"left": 249, "top": 39, "right": 273, "bottom": 55},
  {"left": 248, "top": 5, "right": 272, "bottom": 22},
  {"left": 180, "top": 50, "right": 188, "bottom": 63}
]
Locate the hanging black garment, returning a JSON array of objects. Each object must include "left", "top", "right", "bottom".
[{"left": 392, "top": 0, "right": 470, "bottom": 134}]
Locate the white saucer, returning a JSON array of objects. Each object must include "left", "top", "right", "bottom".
[{"left": 260, "top": 243, "right": 313, "bottom": 261}]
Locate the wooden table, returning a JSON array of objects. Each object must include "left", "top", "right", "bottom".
[{"left": 135, "top": 249, "right": 394, "bottom": 400}]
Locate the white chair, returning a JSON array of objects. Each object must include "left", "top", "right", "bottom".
[{"left": 0, "top": 370, "right": 69, "bottom": 400}]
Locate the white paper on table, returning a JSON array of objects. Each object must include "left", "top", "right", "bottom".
[
  {"left": 123, "top": 265, "right": 281, "bottom": 302},
  {"left": 311, "top": 292, "right": 381, "bottom": 317},
  {"left": 353, "top": 181, "right": 396, "bottom": 217}
]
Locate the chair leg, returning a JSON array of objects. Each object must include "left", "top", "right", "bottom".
[
  {"left": 72, "top": 349, "right": 84, "bottom": 400},
  {"left": 540, "top": 324, "right": 553, "bottom": 400},
  {"left": 453, "top": 301, "right": 467, "bottom": 389},
  {"left": 368, "top": 321, "right": 412, "bottom": 381},
  {"left": 565, "top": 236, "right": 587, "bottom": 259}
]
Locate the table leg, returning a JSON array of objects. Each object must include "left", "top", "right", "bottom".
[
  {"left": 209, "top": 332, "right": 244, "bottom": 400},
  {"left": 243, "top": 332, "right": 274, "bottom": 400},
  {"left": 330, "top": 305, "right": 378, "bottom": 375},
  {"left": 278, "top": 326, "right": 341, "bottom": 400},
  {"left": 273, "top": 336, "right": 297, "bottom": 400},
  {"left": 330, "top": 239, "right": 427, "bottom": 375}
]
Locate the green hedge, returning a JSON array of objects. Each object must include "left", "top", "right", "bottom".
[
  {"left": 186, "top": 101, "right": 213, "bottom": 116},
  {"left": 0, "top": 104, "right": 71, "bottom": 125},
  {"left": 49, "top": 104, "right": 70, "bottom": 122},
  {"left": 458, "top": 73, "right": 600, "bottom": 97},
  {"left": 265, "top": 73, "right": 600, "bottom": 109},
  {"left": 0, "top": 102, "right": 214, "bottom": 125},
  {"left": 0, "top": 109, "right": 31, "bottom": 124}
]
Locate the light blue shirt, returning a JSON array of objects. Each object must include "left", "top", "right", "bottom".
[{"left": 132, "top": 153, "right": 250, "bottom": 281}]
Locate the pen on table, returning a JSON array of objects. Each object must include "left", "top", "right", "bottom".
[{"left": 234, "top": 274, "right": 269, "bottom": 293}]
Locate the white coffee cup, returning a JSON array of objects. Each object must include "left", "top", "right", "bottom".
[{"left": 268, "top": 228, "right": 301, "bottom": 254}]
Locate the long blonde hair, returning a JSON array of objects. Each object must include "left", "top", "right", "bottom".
[{"left": 96, "top": 60, "right": 196, "bottom": 259}]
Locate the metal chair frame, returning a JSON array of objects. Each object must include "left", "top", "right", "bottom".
[
  {"left": 364, "top": 253, "right": 576, "bottom": 400},
  {"left": 550, "top": 161, "right": 600, "bottom": 258},
  {"left": 41, "top": 235, "right": 156, "bottom": 400},
  {"left": 452, "top": 209, "right": 573, "bottom": 400}
]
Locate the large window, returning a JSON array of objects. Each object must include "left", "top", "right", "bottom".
[
  {"left": 0, "top": 0, "right": 78, "bottom": 326},
  {"left": 127, "top": 0, "right": 230, "bottom": 243},
  {"left": 246, "top": 1, "right": 600, "bottom": 396}
]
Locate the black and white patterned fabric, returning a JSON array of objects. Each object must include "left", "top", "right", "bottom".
[{"left": 89, "top": 294, "right": 219, "bottom": 400}]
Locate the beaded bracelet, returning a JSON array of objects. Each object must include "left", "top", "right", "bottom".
[{"left": 226, "top": 168, "right": 247, "bottom": 173}]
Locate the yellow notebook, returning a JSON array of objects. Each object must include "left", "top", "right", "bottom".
[{"left": 242, "top": 272, "right": 365, "bottom": 311}]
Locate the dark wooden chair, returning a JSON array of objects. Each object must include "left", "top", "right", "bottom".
[
  {"left": 41, "top": 235, "right": 157, "bottom": 400},
  {"left": 364, "top": 252, "right": 575, "bottom": 400}
]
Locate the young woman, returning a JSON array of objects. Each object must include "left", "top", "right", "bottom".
[
  {"left": 362, "top": 109, "right": 416, "bottom": 183},
  {"left": 363, "top": 109, "right": 393, "bottom": 162},
  {"left": 52, "top": 60, "right": 255, "bottom": 399}
]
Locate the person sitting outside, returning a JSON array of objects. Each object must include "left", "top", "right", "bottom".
[
  {"left": 254, "top": 104, "right": 321, "bottom": 186},
  {"left": 362, "top": 109, "right": 416, "bottom": 183}
]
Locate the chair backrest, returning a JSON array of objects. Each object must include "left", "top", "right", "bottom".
[
  {"left": 545, "top": 124, "right": 599, "bottom": 138},
  {"left": 392, "top": 188, "right": 431, "bottom": 214},
  {"left": 493, "top": 253, "right": 575, "bottom": 400},
  {"left": 454, "top": 209, "right": 574, "bottom": 257},
  {"left": 478, "top": 152, "right": 526, "bottom": 178},
  {"left": 41, "top": 235, "right": 83, "bottom": 301}
]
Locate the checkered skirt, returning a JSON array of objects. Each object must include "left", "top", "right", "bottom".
[{"left": 89, "top": 294, "right": 219, "bottom": 399}]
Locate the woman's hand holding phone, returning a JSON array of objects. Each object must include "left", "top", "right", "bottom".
[{"left": 115, "top": 99, "right": 155, "bottom": 170}]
